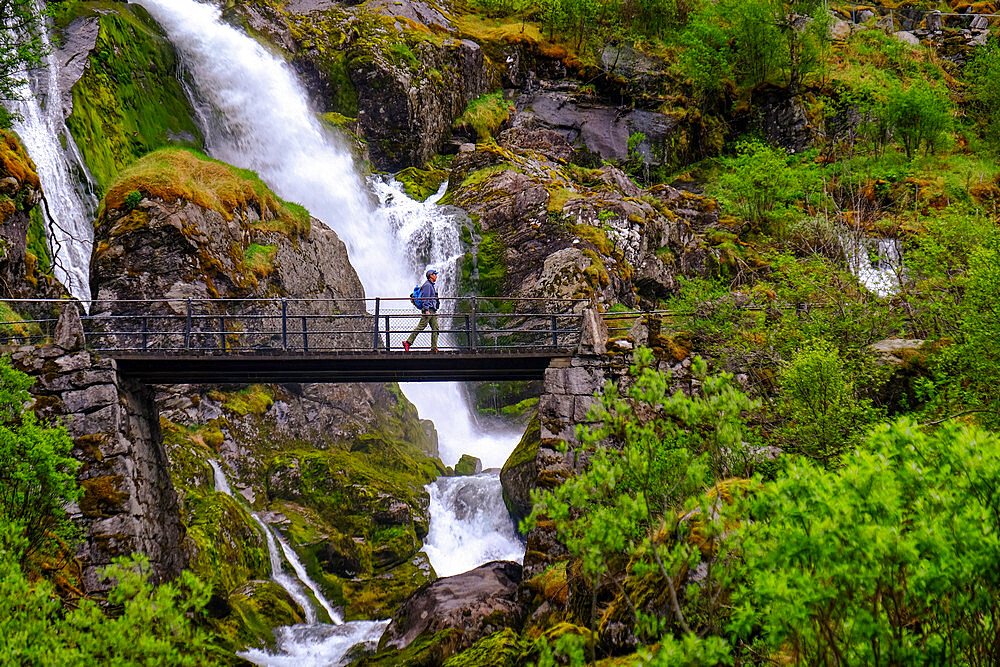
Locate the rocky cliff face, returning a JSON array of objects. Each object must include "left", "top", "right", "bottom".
[
  {"left": 442, "top": 127, "right": 718, "bottom": 309},
  {"left": 224, "top": 0, "right": 497, "bottom": 171},
  {"left": 8, "top": 308, "right": 185, "bottom": 594}
]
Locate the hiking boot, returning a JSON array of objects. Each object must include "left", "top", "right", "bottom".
[
  {"left": 431, "top": 348, "right": 439, "bottom": 353},
  {"left": 402, "top": 341, "right": 410, "bottom": 352}
]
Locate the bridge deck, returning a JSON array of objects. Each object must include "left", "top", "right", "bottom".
[{"left": 112, "top": 351, "right": 573, "bottom": 383}]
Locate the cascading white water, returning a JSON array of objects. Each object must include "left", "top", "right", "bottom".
[
  {"left": 209, "top": 460, "right": 337, "bottom": 625},
  {"left": 842, "top": 234, "right": 903, "bottom": 297},
  {"left": 210, "top": 460, "right": 387, "bottom": 665},
  {"left": 136, "top": 0, "right": 523, "bottom": 469},
  {"left": 422, "top": 474, "right": 524, "bottom": 577},
  {"left": 135, "top": 3, "right": 527, "bottom": 655},
  {"left": 7, "top": 1, "right": 96, "bottom": 301}
]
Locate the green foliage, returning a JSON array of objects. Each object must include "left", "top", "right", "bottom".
[
  {"left": 525, "top": 348, "right": 759, "bottom": 656},
  {"left": 122, "top": 189, "right": 142, "bottom": 211},
  {"left": 0, "top": 526, "right": 221, "bottom": 665},
  {"left": 675, "top": 9, "right": 733, "bottom": 104},
  {"left": 0, "top": 0, "right": 46, "bottom": 129},
  {"left": 778, "top": 339, "right": 878, "bottom": 468},
  {"left": 966, "top": 39, "right": 1000, "bottom": 149},
  {"left": 733, "top": 419, "right": 1000, "bottom": 665},
  {"left": 454, "top": 91, "right": 511, "bottom": 142},
  {"left": 887, "top": 81, "right": 952, "bottom": 160},
  {"left": 713, "top": 139, "right": 798, "bottom": 227},
  {"left": 0, "top": 356, "right": 79, "bottom": 562}
]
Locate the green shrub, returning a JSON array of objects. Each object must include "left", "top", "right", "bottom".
[{"left": 0, "top": 356, "right": 79, "bottom": 562}]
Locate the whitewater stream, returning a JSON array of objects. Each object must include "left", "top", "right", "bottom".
[
  {"left": 127, "top": 0, "right": 525, "bottom": 662},
  {"left": 7, "top": 0, "right": 96, "bottom": 301}
]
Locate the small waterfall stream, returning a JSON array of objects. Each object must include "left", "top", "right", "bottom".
[
  {"left": 210, "top": 460, "right": 388, "bottom": 665},
  {"left": 6, "top": 0, "right": 96, "bottom": 301}
]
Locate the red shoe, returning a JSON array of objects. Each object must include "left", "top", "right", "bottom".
[{"left": 402, "top": 341, "right": 410, "bottom": 352}]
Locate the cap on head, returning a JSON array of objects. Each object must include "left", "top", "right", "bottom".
[{"left": 426, "top": 269, "right": 438, "bottom": 278}]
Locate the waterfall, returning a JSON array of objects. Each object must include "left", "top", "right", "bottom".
[
  {"left": 6, "top": 1, "right": 96, "bottom": 301},
  {"left": 422, "top": 473, "right": 524, "bottom": 577},
  {"left": 841, "top": 233, "right": 903, "bottom": 297},
  {"left": 134, "top": 2, "right": 528, "bottom": 657},
  {"left": 211, "top": 460, "right": 388, "bottom": 666},
  {"left": 209, "top": 460, "right": 338, "bottom": 625}
]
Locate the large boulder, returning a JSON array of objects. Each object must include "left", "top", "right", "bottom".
[
  {"left": 377, "top": 561, "right": 525, "bottom": 658},
  {"left": 500, "top": 413, "right": 539, "bottom": 526}
]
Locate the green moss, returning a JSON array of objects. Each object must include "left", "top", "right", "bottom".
[
  {"left": 217, "top": 581, "right": 305, "bottom": 652},
  {"left": 0, "top": 301, "right": 42, "bottom": 340},
  {"left": 502, "top": 397, "right": 538, "bottom": 418},
  {"left": 442, "top": 628, "right": 524, "bottom": 667},
  {"left": 454, "top": 454, "right": 481, "bottom": 476},
  {"left": 184, "top": 492, "right": 270, "bottom": 596},
  {"left": 222, "top": 385, "right": 275, "bottom": 417},
  {"left": 396, "top": 166, "right": 449, "bottom": 202},
  {"left": 357, "top": 629, "right": 461, "bottom": 666},
  {"left": 243, "top": 244, "right": 278, "bottom": 277},
  {"left": 502, "top": 411, "right": 539, "bottom": 478},
  {"left": 26, "top": 206, "right": 51, "bottom": 276},
  {"left": 64, "top": 4, "right": 203, "bottom": 194},
  {"left": 454, "top": 91, "right": 511, "bottom": 142},
  {"left": 469, "top": 232, "right": 507, "bottom": 297},
  {"left": 101, "top": 148, "right": 311, "bottom": 237}
]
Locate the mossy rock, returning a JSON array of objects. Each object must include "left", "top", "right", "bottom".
[
  {"left": 441, "top": 628, "right": 524, "bottom": 667},
  {"left": 454, "top": 454, "right": 482, "bottom": 476},
  {"left": 64, "top": 3, "right": 203, "bottom": 194},
  {"left": 184, "top": 492, "right": 270, "bottom": 596},
  {"left": 355, "top": 629, "right": 463, "bottom": 666},
  {"left": 396, "top": 166, "right": 449, "bottom": 202},
  {"left": 210, "top": 580, "right": 306, "bottom": 652},
  {"left": 500, "top": 412, "right": 540, "bottom": 525},
  {"left": 101, "top": 148, "right": 310, "bottom": 237}
]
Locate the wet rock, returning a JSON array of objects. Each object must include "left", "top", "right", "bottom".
[
  {"left": 53, "top": 17, "right": 99, "bottom": 118},
  {"left": 500, "top": 414, "right": 539, "bottom": 526},
  {"left": 454, "top": 454, "right": 483, "bottom": 476},
  {"left": 380, "top": 560, "right": 525, "bottom": 655}
]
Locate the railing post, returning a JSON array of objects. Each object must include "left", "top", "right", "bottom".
[
  {"left": 470, "top": 296, "right": 477, "bottom": 351},
  {"left": 384, "top": 314, "right": 391, "bottom": 351},
  {"left": 301, "top": 316, "right": 308, "bottom": 351},
  {"left": 142, "top": 317, "right": 148, "bottom": 351},
  {"left": 220, "top": 316, "right": 226, "bottom": 352},
  {"left": 373, "top": 297, "right": 381, "bottom": 351},
  {"left": 465, "top": 313, "right": 471, "bottom": 348},
  {"left": 552, "top": 314, "right": 558, "bottom": 347},
  {"left": 185, "top": 298, "right": 192, "bottom": 350},
  {"left": 281, "top": 298, "right": 288, "bottom": 350}
]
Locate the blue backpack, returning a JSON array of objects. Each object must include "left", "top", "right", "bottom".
[{"left": 410, "top": 285, "right": 422, "bottom": 309}]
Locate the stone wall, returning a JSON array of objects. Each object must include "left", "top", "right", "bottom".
[{"left": 8, "top": 306, "right": 185, "bottom": 592}]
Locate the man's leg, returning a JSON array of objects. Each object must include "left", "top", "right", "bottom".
[
  {"left": 429, "top": 313, "right": 439, "bottom": 350},
  {"left": 407, "top": 313, "right": 431, "bottom": 346}
]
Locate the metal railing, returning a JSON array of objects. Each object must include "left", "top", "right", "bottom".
[{"left": 0, "top": 297, "right": 588, "bottom": 354}]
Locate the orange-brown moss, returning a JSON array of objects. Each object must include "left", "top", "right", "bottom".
[
  {"left": 80, "top": 475, "right": 128, "bottom": 518},
  {"left": 101, "top": 149, "right": 310, "bottom": 237}
]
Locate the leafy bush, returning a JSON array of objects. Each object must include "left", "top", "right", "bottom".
[
  {"left": 0, "top": 356, "right": 79, "bottom": 562},
  {"left": 734, "top": 418, "right": 1000, "bottom": 665},
  {"left": 714, "top": 139, "right": 798, "bottom": 228},
  {"left": 966, "top": 39, "right": 1000, "bottom": 148},
  {"left": 0, "top": 523, "right": 220, "bottom": 665},
  {"left": 887, "top": 81, "right": 951, "bottom": 160},
  {"left": 778, "top": 339, "right": 878, "bottom": 467}
]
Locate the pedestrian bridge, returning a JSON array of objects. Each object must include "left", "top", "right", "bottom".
[{"left": 1, "top": 297, "right": 595, "bottom": 383}]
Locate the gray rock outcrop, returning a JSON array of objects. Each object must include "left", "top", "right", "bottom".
[{"left": 380, "top": 560, "right": 525, "bottom": 653}]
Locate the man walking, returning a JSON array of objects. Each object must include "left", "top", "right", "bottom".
[{"left": 404, "top": 269, "right": 440, "bottom": 351}]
